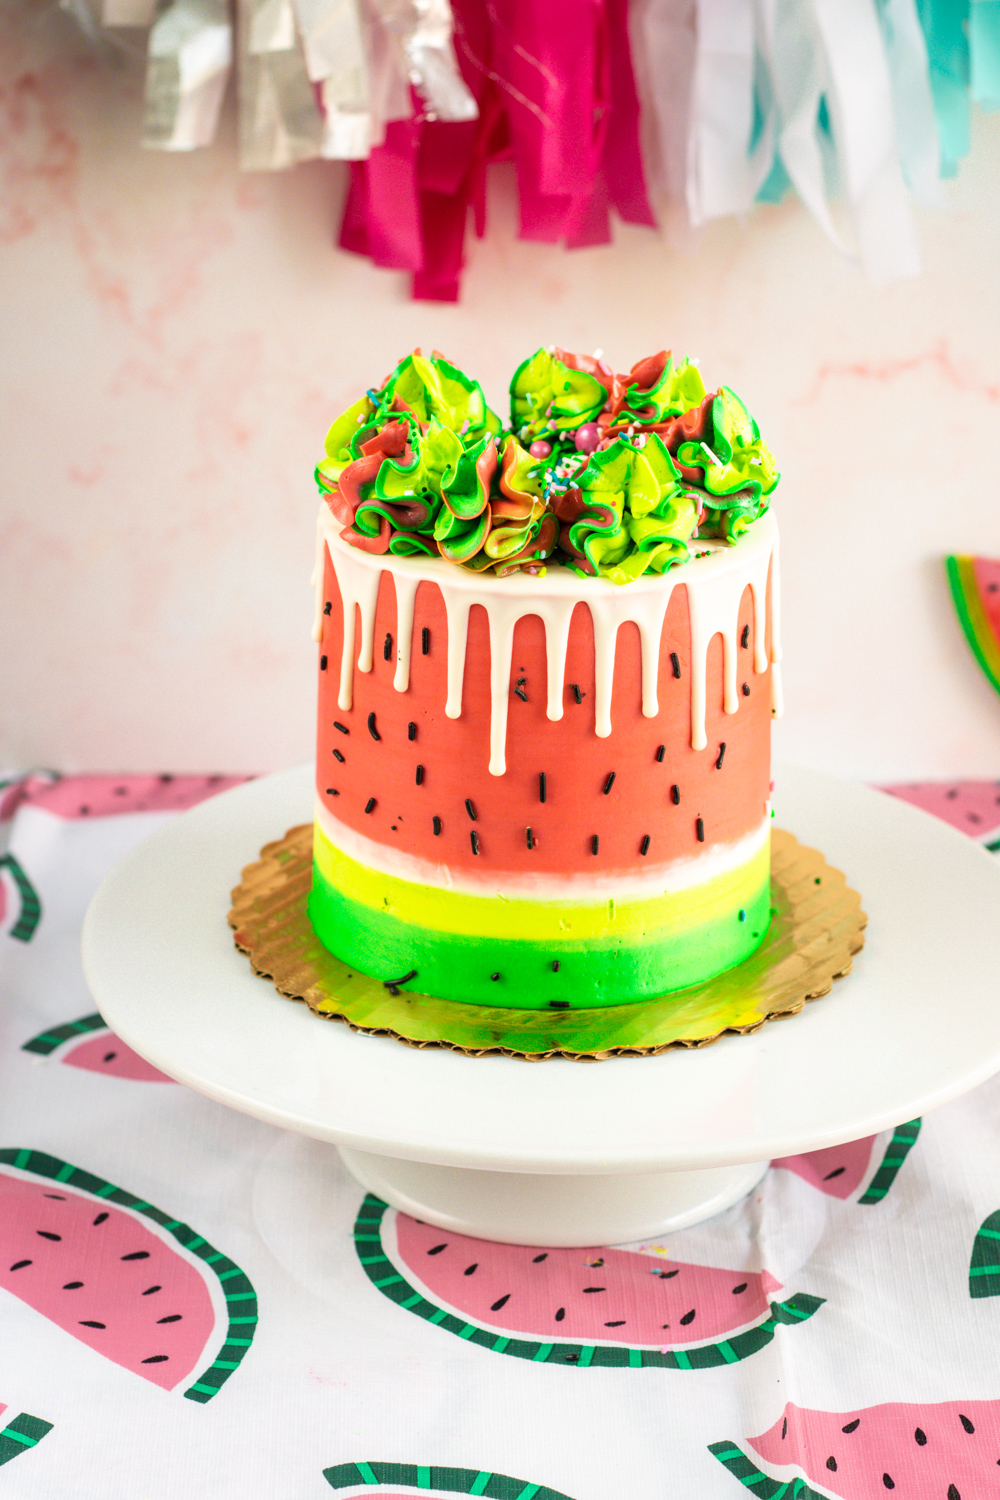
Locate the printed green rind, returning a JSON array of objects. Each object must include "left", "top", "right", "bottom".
[
  {"left": 970, "top": 1209, "right": 1000, "bottom": 1298},
  {"left": 352, "top": 1195, "right": 823, "bottom": 1368},
  {"left": 0, "top": 1149, "right": 258, "bottom": 1402},
  {"left": 0, "top": 1413, "right": 53, "bottom": 1468},
  {"left": 708, "top": 1441, "right": 829, "bottom": 1499},
  {"left": 946, "top": 554, "right": 1000, "bottom": 697},
  {"left": 323, "top": 1461, "right": 574, "bottom": 1498},
  {"left": 0, "top": 854, "right": 41, "bottom": 942},
  {"left": 22, "top": 1013, "right": 107, "bottom": 1057},
  {"left": 857, "top": 1119, "right": 921, "bottom": 1204}
]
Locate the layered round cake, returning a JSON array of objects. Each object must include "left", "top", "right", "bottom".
[{"left": 308, "top": 347, "right": 781, "bottom": 1010}]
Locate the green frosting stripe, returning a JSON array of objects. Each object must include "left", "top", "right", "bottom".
[{"left": 309, "top": 862, "right": 771, "bottom": 1010}]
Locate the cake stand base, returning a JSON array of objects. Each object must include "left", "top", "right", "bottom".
[{"left": 337, "top": 1148, "right": 770, "bottom": 1245}]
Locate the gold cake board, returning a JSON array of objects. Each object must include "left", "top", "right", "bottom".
[{"left": 229, "top": 827, "right": 866, "bottom": 1060}]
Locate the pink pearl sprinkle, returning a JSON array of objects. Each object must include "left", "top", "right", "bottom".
[
  {"left": 529, "top": 440, "right": 552, "bottom": 458},
  {"left": 574, "top": 423, "right": 601, "bottom": 454}
]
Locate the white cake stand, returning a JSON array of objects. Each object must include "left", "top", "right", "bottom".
[{"left": 82, "top": 764, "right": 1000, "bottom": 1245}]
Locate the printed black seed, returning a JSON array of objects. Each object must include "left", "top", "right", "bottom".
[
  {"left": 679, "top": 1309, "right": 696, "bottom": 1325},
  {"left": 427, "top": 1244, "right": 447, "bottom": 1255},
  {"left": 142, "top": 1286, "right": 162, "bottom": 1295},
  {"left": 333, "top": 748, "right": 345, "bottom": 763},
  {"left": 384, "top": 970, "right": 417, "bottom": 988},
  {"left": 715, "top": 742, "right": 726, "bottom": 770},
  {"left": 121, "top": 1251, "right": 150, "bottom": 1261},
  {"left": 696, "top": 817, "right": 705, "bottom": 842},
  {"left": 433, "top": 816, "right": 441, "bottom": 835},
  {"left": 421, "top": 627, "right": 430, "bottom": 655},
  {"left": 157, "top": 1314, "right": 182, "bottom": 1324},
  {"left": 533, "top": 1254, "right": 548, "bottom": 1263},
  {"left": 591, "top": 834, "right": 599, "bottom": 855},
  {"left": 914, "top": 1429, "right": 927, "bottom": 1445},
  {"left": 323, "top": 601, "right": 332, "bottom": 615},
  {"left": 416, "top": 765, "right": 424, "bottom": 785},
  {"left": 656, "top": 1269, "right": 680, "bottom": 1279},
  {"left": 732, "top": 1283, "right": 748, "bottom": 1294},
  {"left": 603, "top": 772, "right": 616, "bottom": 794},
  {"left": 671, "top": 652, "right": 681, "bottom": 678},
  {"left": 656, "top": 744, "right": 665, "bottom": 762},
  {"left": 526, "top": 826, "right": 534, "bottom": 849},
  {"left": 10, "top": 1260, "right": 31, "bottom": 1271},
  {"left": 44, "top": 1194, "right": 66, "bottom": 1200},
  {"left": 490, "top": 972, "right": 500, "bottom": 981},
  {"left": 781, "top": 1418, "right": 788, "bottom": 1440},
  {"left": 383, "top": 633, "right": 392, "bottom": 661},
  {"left": 491, "top": 1294, "right": 510, "bottom": 1311},
  {"left": 671, "top": 784, "right": 680, "bottom": 804},
  {"left": 334, "top": 721, "right": 349, "bottom": 735},
  {"left": 368, "top": 712, "right": 381, "bottom": 741},
  {"left": 539, "top": 772, "right": 547, "bottom": 803},
  {"left": 742, "top": 682, "right": 751, "bottom": 697},
  {"left": 465, "top": 798, "right": 478, "bottom": 820},
  {"left": 582, "top": 1287, "right": 605, "bottom": 1294},
  {"left": 141, "top": 1355, "right": 169, "bottom": 1364},
  {"left": 960, "top": 1414, "right": 975, "bottom": 1433},
  {"left": 823, "top": 1167, "right": 846, "bottom": 1180},
  {"left": 741, "top": 623, "right": 750, "bottom": 648},
  {"left": 640, "top": 835, "right": 650, "bottom": 856},
  {"left": 471, "top": 830, "right": 479, "bottom": 855},
  {"left": 80, "top": 1320, "right": 106, "bottom": 1329},
  {"left": 555, "top": 1308, "right": 566, "bottom": 1322},
  {"left": 571, "top": 683, "right": 582, "bottom": 703},
  {"left": 826, "top": 1457, "right": 837, "bottom": 1472},
  {"left": 37, "top": 1231, "right": 61, "bottom": 1242},
  {"left": 948, "top": 1487, "right": 960, "bottom": 1500},
  {"left": 63, "top": 1281, "right": 83, "bottom": 1289},
  {"left": 883, "top": 1476, "right": 894, "bottom": 1490},
  {"left": 407, "top": 721, "right": 416, "bottom": 740},
  {"left": 364, "top": 798, "right": 376, "bottom": 814},
  {"left": 320, "top": 655, "right": 328, "bottom": 671},
  {"left": 549, "top": 1000, "right": 569, "bottom": 1009},
  {"left": 103, "top": 1052, "right": 116, "bottom": 1063},
  {"left": 464, "top": 1264, "right": 478, "bottom": 1276},
  {"left": 552, "top": 960, "right": 560, "bottom": 972},
  {"left": 605, "top": 1320, "right": 625, "bottom": 1327}
]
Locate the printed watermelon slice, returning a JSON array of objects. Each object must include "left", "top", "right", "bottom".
[
  {"left": 0, "top": 854, "right": 41, "bottom": 943},
  {"left": 0, "top": 773, "right": 251, "bottom": 822},
  {"left": 22, "top": 1014, "right": 175, "bottom": 1082},
  {"left": 970, "top": 1209, "right": 1000, "bottom": 1297},
  {"left": 947, "top": 554, "right": 1000, "bottom": 698},
  {"left": 881, "top": 781, "right": 1000, "bottom": 850},
  {"left": 0, "top": 1149, "right": 257, "bottom": 1402},
  {"left": 354, "top": 1195, "right": 822, "bottom": 1369},
  {"left": 323, "top": 1461, "right": 575, "bottom": 1497},
  {"left": 712, "top": 1398, "right": 1000, "bottom": 1499},
  {"left": 0, "top": 1409, "right": 53, "bottom": 1469},
  {"left": 772, "top": 1120, "right": 921, "bottom": 1203}
]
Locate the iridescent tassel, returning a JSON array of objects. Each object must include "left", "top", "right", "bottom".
[
  {"left": 238, "top": 0, "right": 324, "bottom": 168},
  {"left": 370, "top": 0, "right": 477, "bottom": 121},
  {"left": 143, "top": 0, "right": 232, "bottom": 150}
]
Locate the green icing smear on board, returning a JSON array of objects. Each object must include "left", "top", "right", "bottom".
[{"left": 316, "top": 347, "right": 779, "bottom": 584}]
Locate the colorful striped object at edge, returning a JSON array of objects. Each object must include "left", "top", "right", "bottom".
[{"left": 946, "top": 554, "right": 1000, "bottom": 697}]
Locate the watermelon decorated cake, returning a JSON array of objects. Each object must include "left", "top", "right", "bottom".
[{"left": 309, "top": 347, "right": 780, "bottom": 1010}]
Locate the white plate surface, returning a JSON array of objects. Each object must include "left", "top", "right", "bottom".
[{"left": 82, "top": 763, "right": 1000, "bottom": 1174}]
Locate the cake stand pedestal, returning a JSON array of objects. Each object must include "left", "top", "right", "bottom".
[{"left": 82, "top": 764, "right": 1000, "bottom": 1246}]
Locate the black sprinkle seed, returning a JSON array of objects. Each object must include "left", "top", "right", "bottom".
[
  {"left": 715, "top": 742, "right": 726, "bottom": 770},
  {"left": 552, "top": 960, "right": 560, "bottom": 972},
  {"left": 539, "top": 772, "right": 547, "bottom": 803},
  {"left": 325, "top": 788, "right": 339, "bottom": 797},
  {"left": 742, "top": 682, "right": 751, "bottom": 697},
  {"left": 526, "top": 827, "right": 534, "bottom": 849},
  {"left": 549, "top": 1000, "right": 569, "bottom": 1009},
  {"left": 670, "top": 652, "right": 681, "bottom": 679},
  {"left": 591, "top": 834, "right": 599, "bottom": 855},
  {"left": 433, "top": 816, "right": 441, "bottom": 835},
  {"left": 364, "top": 798, "right": 376, "bottom": 814},
  {"left": 332, "top": 748, "right": 345, "bottom": 763},
  {"left": 319, "top": 655, "right": 328, "bottom": 671},
  {"left": 490, "top": 972, "right": 500, "bottom": 981},
  {"left": 655, "top": 744, "right": 665, "bottom": 762},
  {"left": 408, "top": 721, "right": 417, "bottom": 741},
  {"left": 741, "top": 623, "right": 750, "bottom": 648},
  {"left": 671, "top": 784, "right": 680, "bottom": 805},
  {"left": 421, "top": 626, "right": 430, "bottom": 655},
  {"left": 323, "top": 601, "right": 332, "bottom": 615},
  {"left": 696, "top": 817, "right": 705, "bottom": 842},
  {"left": 514, "top": 686, "right": 528, "bottom": 702},
  {"left": 427, "top": 1244, "right": 446, "bottom": 1255},
  {"left": 465, "top": 798, "right": 477, "bottom": 820},
  {"left": 416, "top": 765, "right": 424, "bottom": 785},
  {"left": 571, "top": 683, "right": 583, "bottom": 704},
  {"left": 367, "top": 712, "right": 381, "bottom": 741},
  {"left": 471, "top": 830, "right": 480, "bottom": 855},
  {"left": 640, "top": 834, "right": 650, "bottom": 856},
  {"left": 383, "top": 633, "right": 392, "bottom": 661},
  {"left": 384, "top": 970, "right": 417, "bottom": 988},
  {"left": 603, "top": 772, "right": 616, "bottom": 795},
  {"left": 334, "top": 721, "right": 349, "bottom": 735}
]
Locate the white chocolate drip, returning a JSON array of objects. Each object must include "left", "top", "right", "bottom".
[{"left": 314, "top": 506, "right": 781, "bottom": 775}]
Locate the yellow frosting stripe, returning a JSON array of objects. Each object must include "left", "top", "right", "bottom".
[{"left": 313, "top": 822, "right": 770, "bottom": 943}]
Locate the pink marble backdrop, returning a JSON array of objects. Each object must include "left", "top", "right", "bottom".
[{"left": 2, "top": 0, "right": 999, "bottom": 777}]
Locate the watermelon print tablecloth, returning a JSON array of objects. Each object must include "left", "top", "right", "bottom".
[{"left": 3, "top": 771, "right": 1000, "bottom": 1500}]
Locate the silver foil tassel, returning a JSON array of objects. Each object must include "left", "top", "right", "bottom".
[
  {"left": 143, "top": 0, "right": 233, "bottom": 150},
  {"left": 239, "top": 0, "right": 325, "bottom": 168},
  {"left": 292, "top": 0, "right": 374, "bottom": 159},
  {"left": 370, "top": 0, "right": 477, "bottom": 122}
]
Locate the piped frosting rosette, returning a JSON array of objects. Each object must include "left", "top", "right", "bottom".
[{"left": 316, "top": 346, "right": 779, "bottom": 583}]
